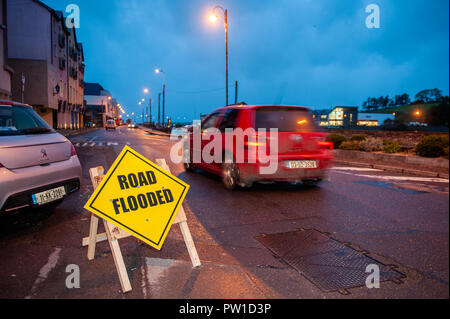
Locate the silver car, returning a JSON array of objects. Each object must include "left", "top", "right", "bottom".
[{"left": 0, "top": 101, "right": 82, "bottom": 214}]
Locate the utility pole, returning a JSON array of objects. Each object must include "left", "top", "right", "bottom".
[
  {"left": 149, "top": 97, "right": 152, "bottom": 126},
  {"left": 225, "top": 9, "right": 228, "bottom": 106},
  {"left": 158, "top": 93, "right": 161, "bottom": 126},
  {"left": 235, "top": 80, "right": 238, "bottom": 105},
  {"left": 162, "top": 83, "right": 165, "bottom": 126}
]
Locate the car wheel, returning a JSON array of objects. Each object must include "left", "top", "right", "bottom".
[
  {"left": 221, "top": 163, "right": 239, "bottom": 190},
  {"left": 183, "top": 147, "right": 195, "bottom": 172}
]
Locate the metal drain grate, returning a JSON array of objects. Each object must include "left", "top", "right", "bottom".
[{"left": 255, "top": 229, "right": 406, "bottom": 293}]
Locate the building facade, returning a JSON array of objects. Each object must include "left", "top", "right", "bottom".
[
  {"left": 6, "top": 0, "right": 85, "bottom": 129},
  {"left": 357, "top": 112, "right": 395, "bottom": 127},
  {"left": 327, "top": 106, "right": 358, "bottom": 127},
  {"left": 0, "top": 0, "right": 13, "bottom": 100},
  {"left": 84, "top": 82, "right": 118, "bottom": 127}
]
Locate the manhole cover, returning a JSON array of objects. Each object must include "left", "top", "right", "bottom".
[{"left": 255, "top": 229, "right": 406, "bottom": 293}]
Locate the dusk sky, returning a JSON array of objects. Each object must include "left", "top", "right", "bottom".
[{"left": 42, "top": 0, "right": 449, "bottom": 122}]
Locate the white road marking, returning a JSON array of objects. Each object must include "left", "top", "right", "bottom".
[
  {"left": 354, "top": 174, "right": 449, "bottom": 183},
  {"left": 97, "top": 142, "right": 103, "bottom": 146},
  {"left": 107, "top": 142, "right": 118, "bottom": 146},
  {"left": 140, "top": 265, "right": 148, "bottom": 298},
  {"left": 75, "top": 143, "right": 80, "bottom": 147},
  {"left": 90, "top": 142, "right": 96, "bottom": 147},
  {"left": 82, "top": 142, "right": 88, "bottom": 147},
  {"left": 336, "top": 170, "right": 449, "bottom": 183},
  {"left": 25, "top": 247, "right": 62, "bottom": 299},
  {"left": 88, "top": 136, "right": 98, "bottom": 143},
  {"left": 331, "top": 167, "right": 383, "bottom": 172}
]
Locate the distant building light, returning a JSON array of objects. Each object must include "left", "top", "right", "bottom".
[{"left": 357, "top": 120, "right": 379, "bottom": 127}]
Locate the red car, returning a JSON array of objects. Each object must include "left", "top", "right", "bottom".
[{"left": 183, "top": 105, "right": 333, "bottom": 189}]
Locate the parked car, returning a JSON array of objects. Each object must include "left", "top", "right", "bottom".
[
  {"left": 0, "top": 101, "right": 82, "bottom": 215},
  {"left": 85, "top": 121, "right": 96, "bottom": 128},
  {"left": 105, "top": 119, "right": 116, "bottom": 130},
  {"left": 183, "top": 105, "right": 334, "bottom": 189}
]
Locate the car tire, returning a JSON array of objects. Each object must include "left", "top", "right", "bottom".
[
  {"left": 183, "top": 147, "right": 195, "bottom": 172},
  {"left": 221, "top": 163, "right": 239, "bottom": 190}
]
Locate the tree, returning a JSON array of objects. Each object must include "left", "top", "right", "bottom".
[
  {"left": 427, "top": 96, "right": 449, "bottom": 126},
  {"left": 415, "top": 88, "right": 443, "bottom": 103},
  {"left": 393, "top": 93, "right": 410, "bottom": 106}
]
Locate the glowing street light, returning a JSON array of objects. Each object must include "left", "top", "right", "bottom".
[
  {"left": 143, "top": 88, "right": 149, "bottom": 94},
  {"left": 209, "top": 5, "right": 229, "bottom": 106},
  {"left": 209, "top": 13, "right": 218, "bottom": 23}
]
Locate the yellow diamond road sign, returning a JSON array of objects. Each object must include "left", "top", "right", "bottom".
[{"left": 84, "top": 146, "right": 190, "bottom": 250}]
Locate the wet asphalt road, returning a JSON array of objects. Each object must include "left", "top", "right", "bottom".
[{"left": 0, "top": 126, "right": 448, "bottom": 299}]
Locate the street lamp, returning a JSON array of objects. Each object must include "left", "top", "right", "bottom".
[
  {"left": 415, "top": 110, "right": 422, "bottom": 125},
  {"left": 209, "top": 5, "right": 229, "bottom": 106},
  {"left": 143, "top": 88, "right": 152, "bottom": 127},
  {"left": 155, "top": 68, "right": 166, "bottom": 126}
]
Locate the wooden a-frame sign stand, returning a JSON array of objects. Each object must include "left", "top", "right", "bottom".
[{"left": 82, "top": 158, "right": 201, "bottom": 293}]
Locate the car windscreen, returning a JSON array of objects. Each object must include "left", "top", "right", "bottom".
[
  {"left": 254, "top": 107, "right": 320, "bottom": 132},
  {"left": 0, "top": 105, "right": 53, "bottom": 136}
]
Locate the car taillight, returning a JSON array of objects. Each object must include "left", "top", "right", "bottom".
[
  {"left": 70, "top": 143, "right": 77, "bottom": 156},
  {"left": 318, "top": 141, "right": 333, "bottom": 150},
  {"left": 244, "top": 141, "right": 266, "bottom": 147}
]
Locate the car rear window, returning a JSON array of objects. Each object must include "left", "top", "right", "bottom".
[
  {"left": 254, "top": 107, "right": 319, "bottom": 132},
  {"left": 0, "top": 105, "right": 53, "bottom": 136}
]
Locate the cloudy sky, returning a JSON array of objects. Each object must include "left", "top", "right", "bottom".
[{"left": 42, "top": 0, "right": 449, "bottom": 121}]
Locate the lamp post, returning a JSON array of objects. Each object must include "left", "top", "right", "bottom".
[
  {"left": 155, "top": 69, "right": 166, "bottom": 126},
  {"left": 144, "top": 88, "right": 151, "bottom": 126},
  {"left": 209, "top": 6, "right": 229, "bottom": 106},
  {"left": 415, "top": 110, "right": 422, "bottom": 125}
]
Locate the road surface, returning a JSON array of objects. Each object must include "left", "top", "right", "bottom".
[{"left": 0, "top": 126, "right": 448, "bottom": 299}]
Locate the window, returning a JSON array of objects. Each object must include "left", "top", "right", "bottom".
[
  {"left": 201, "top": 112, "right": 221, "bottom": 130},
  {"left": 0, "top": 105, "right": 53, "bottom": 136},
  {"left": 218, "top": 109, "right": 239, "bottom": 132},
  {"left": 254, "top": 107, "right": 319, "bottom": 132}
]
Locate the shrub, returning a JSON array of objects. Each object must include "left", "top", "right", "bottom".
[
  {"left": 326, "top": 134, "right": 347, "bottom": 149},
  {"left": 339, "top": 141, "right": 361, "bottom": 151},
  {"left": 350, "top": 134, "right": 368, "bottom": 142},
  {"left": 415, "top": 135, "right": 449, "bottom": 158},
  {"left": 383, "top": 141, "right": 402, "bottom": 154},
  {"left": 359, "top": 137, "right": 384, "bottom": 152}
]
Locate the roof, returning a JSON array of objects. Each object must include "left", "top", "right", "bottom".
[
  {"left": 358, "top": 113, "right": 395, "bottom": 121},
  {"left": 214, "top": 105, "right": 311, "bottom": 112},
  {"left": 84, "top": 83, "right": 105, "bottom": 96},
  {"left": 331, "top": 106, "right": 358, "bottom": 111}
]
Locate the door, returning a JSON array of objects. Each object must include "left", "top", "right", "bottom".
[{"left": 195, "top": 111, "right": 222, "bottom": 171}]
